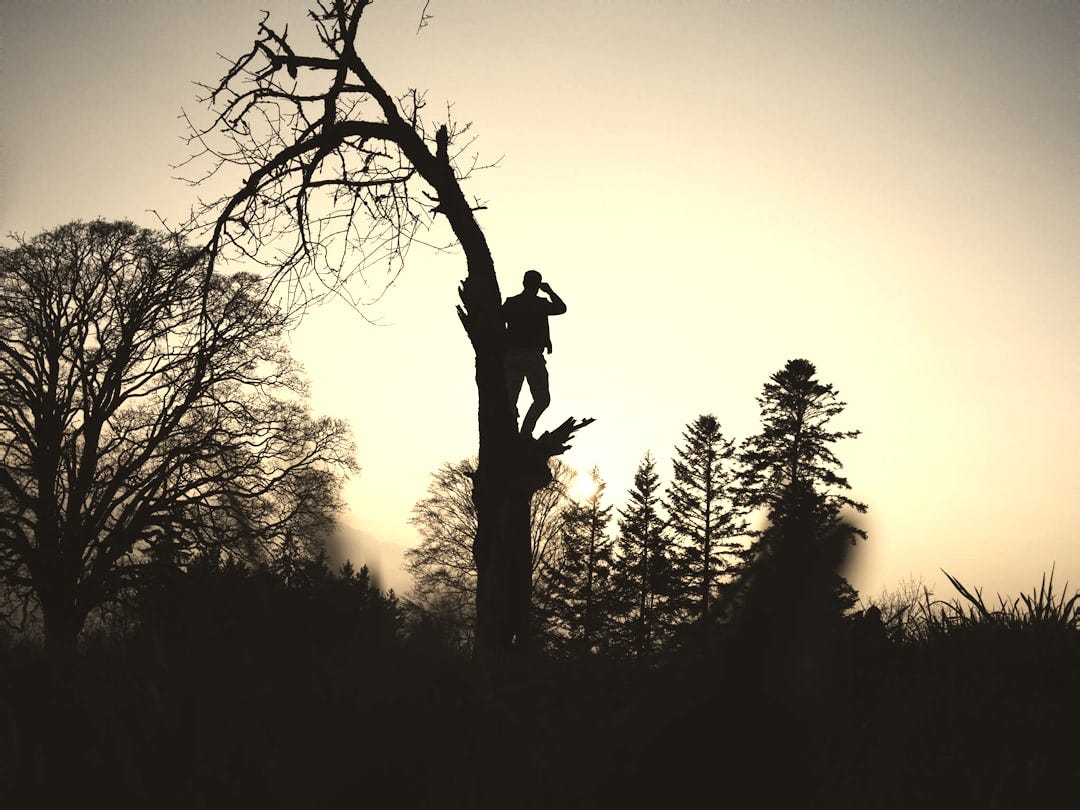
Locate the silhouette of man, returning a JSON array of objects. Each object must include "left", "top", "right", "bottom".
[{"left": 503, "top": 270, "right": 567, "bottom": 436}]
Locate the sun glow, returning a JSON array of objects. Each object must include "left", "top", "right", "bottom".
[{"left": 569, "top": 464, "right": 601, "bottom": 503}]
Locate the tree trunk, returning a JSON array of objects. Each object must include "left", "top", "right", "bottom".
[
  {"left": 40, "top": 580, "right": 85, "bottom": 664},
  {"left": 446, "top": 215, "right": 535, "bottom": 656},
  {"left": 472, "top": 434, "right": 551, "bottom": 654},
  {"left": 31, "top": 522, "right": 86, "bottom": 660},
  {"left": 583, "top": 507, "right": 597, "bottom": 654}
]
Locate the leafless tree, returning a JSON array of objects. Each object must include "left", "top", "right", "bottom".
[
  {"left": 184, "top": 0, "right": 591, "bottom": 654},
  {"left": 0, "top": 220, "right": 356, "bottom": 652},
  {"left": 403, "top": 457, "right": 576, "bottom": 649}
]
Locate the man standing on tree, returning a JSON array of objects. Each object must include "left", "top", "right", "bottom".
[{"left": 503, "top": 270, "right": 567, "bottom": 437}]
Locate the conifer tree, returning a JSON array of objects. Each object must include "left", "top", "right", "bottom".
[
  {"left": 739, "top": 359, "right": 866, "bottom": 518},
  {"left": 610, "top": 453, "right": 676, "bottom": 659},
  {"left": 666, "top": 415, "right": 746, "bottom": 624},
  {"left": 536, "top": 466, "right": 615, "bottom": 656},
  {"left": 730, "top": 359, "right": 866, "bottom": 622}
]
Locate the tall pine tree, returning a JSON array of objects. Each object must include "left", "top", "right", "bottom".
[
  {"left": 739, "top": 359, "right": 866, "bottom": 517},
  {"left": 536, "top": 466, "right": 615, "bottom": 656},
  {"left": 610, "top": 453, "right": 677, "bottom": 659},
  {"left": 731, "top": 359, "right": 866, "bottom": 624},
  {"left": 666, "top": 415, "right": 746, "bottom": 625}
]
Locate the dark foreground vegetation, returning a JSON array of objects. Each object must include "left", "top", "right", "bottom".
[{"left": 1, "top": 561, "right": 1075, "bottom": 810}]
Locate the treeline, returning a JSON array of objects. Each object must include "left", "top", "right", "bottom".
[{"left": 406, "top": 358, "right": 867, "bottom": 659}]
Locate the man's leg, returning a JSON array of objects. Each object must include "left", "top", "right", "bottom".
[
  {"left": 520, "top": 356, "right": 550, "bottom": 437},
  {"left": 505, "top": 355, "right": 526, "bottom": 427}
]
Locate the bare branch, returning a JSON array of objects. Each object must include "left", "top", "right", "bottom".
[
  {"left": 180, "top": 0, "right": 490, "bottom": 316},
  {"left": 416, "top": 1, "right": 434, "bottom": 35}
]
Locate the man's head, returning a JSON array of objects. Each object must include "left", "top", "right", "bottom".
[{"left": 522, "top": 270, "right": 542, "bottom": 293}]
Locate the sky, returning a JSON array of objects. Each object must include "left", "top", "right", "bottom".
[{"left": 1, "top": 0, "right": 1077, "bottom": 602}]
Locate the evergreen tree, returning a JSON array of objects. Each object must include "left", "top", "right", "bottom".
[
  {"left": 729, "top": 359, "right": 866, "bottom": 623},
  {"left": 610, "top": 453, "right": 677, "bottom": 659},
  {"left": 666, "top": 415, "right": 746, "bottom": 624},
  {"left": 739, "top": 359, "right": 866, "bottom": 517},
  {"left": 537, "top": 467, "right": 615, "bottom": 656}
]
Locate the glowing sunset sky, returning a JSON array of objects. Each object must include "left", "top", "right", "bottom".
[{"left": 1, "top": 0, "right": 1076, "bottom": 601}]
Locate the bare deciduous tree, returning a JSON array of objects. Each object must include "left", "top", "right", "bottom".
[
  {"left": 185, "top": 0, "right": 591, "bottom": 654},
  {"left": 0, "top": 220, "right": 355, "bottom": 652},
  {"left": 404, "top": 457, "right": 576, "bottom": 650}
]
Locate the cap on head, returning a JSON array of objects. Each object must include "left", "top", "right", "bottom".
[{"left": 523, "top": 270, "right": 542, "bottom": 291}]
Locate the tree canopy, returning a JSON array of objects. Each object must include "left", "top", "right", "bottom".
[
  {"left": 739, "top": 358, "right": 866, "bottom": 517},
  {"left": 0, "top": 220, "right": 355, "bottom": 649}
]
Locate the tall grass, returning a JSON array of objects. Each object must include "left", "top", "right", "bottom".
[
  {"left": 865, "top": 565, "right": 1079, "bottom": 643},
  {"left": 940, "top": 565, "right": 1079, "bottom": 627}
]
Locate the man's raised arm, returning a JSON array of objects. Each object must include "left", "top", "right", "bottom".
[{"left": 539, "top": 282, "right": 567, "bottom": 315}]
